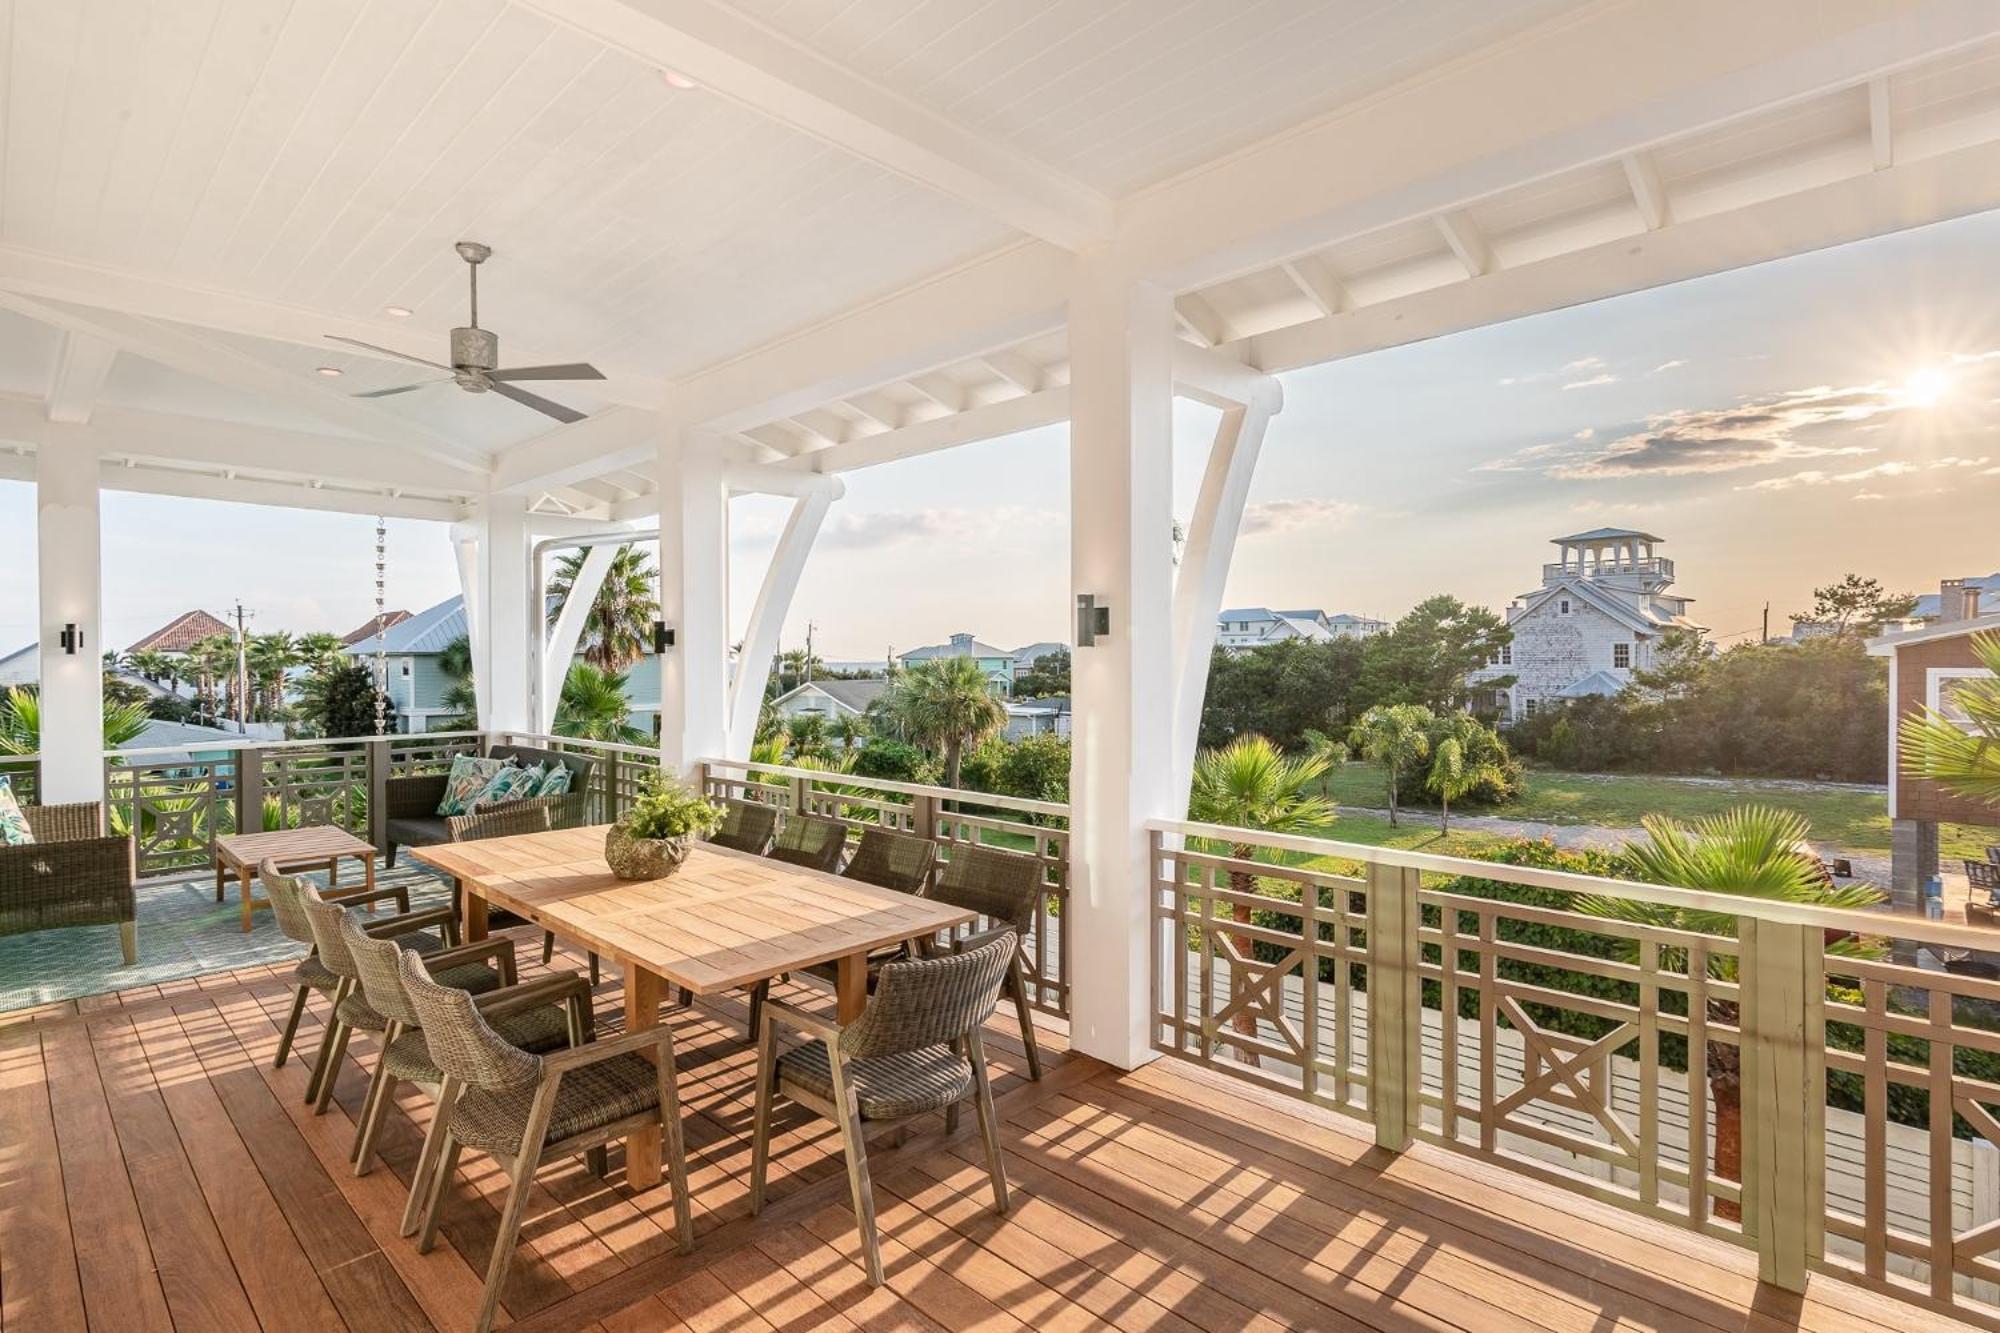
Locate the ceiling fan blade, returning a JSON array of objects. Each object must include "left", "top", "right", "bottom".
[
  {"left": 489, "top": 380, "right": 586, "bottom": 424},
  {"left": 354, "top": 379, "right": 447, "bottom": 398},
  {"left": 488, "top": 362, "right": 605, "bottom": 383},
  {"left": 324, "top": 334, "right": 452, "bottom": 370}
]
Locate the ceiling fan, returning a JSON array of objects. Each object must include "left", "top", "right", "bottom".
[{"left": 325, "top": 241, "right": 603, "bottom": 424}]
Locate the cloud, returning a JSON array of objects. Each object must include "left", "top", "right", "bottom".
[
  {"left": 1474, "top": 440, "right": 1574, "bottom": 472},
  {"left": 1563, "top": 356, "right": 1605, "bottom": 372},
  {"left": 1652, "top": 359, "right": 1686, "bottom": 373},
  {"left": 1740, "top": 454, "right": 1990, "bottom": 492},
  {"left": 736, "top": 506, "right": 1061, "bottom": 552},
  {"left": 1549, "top": 382, "right": 1914, "bottom": 479},
  {"left": 1573, "top": 428, "right": 1596, "bottom": 441},
  {"left": 1238, "top": 498, "right": 1364, "bottom": 537},
  {"left": 1561, "top": 373, "right": 1617, "bottom": 391}
]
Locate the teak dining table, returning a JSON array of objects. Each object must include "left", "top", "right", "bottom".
[{"left": 410, "top": 824, "right": 976, "bottom": 1186}]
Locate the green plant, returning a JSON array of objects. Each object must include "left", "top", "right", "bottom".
[
  {"left": 0, "top": 684, "right": 152, "bottom": 753},
  {"left": 881, "top": 656, "right": 1005, "bottom": 788},
  {"left": 547, "top": 544, "right": 661, "bottom": 670},
  {"left": 617, "top": 776, "right": 723, "bottom": 842},
  {"left": 1422, "top": 710, "right": 1517, "bottom": 831},
  {"left": 554, "top": 662, "right": 644, "bottom": 743},
  {"left": 1901, "top": 629, "right": 2000, "bottom": 804},
  {"left": 1349, "top": 703, "right": 1433, "bottom": 825}
]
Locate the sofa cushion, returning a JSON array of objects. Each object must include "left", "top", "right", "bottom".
[
  {"left": 535, "top": 764, "right": 574, "bottom": 798},
  {"left": 468, "top": 763, "right": 544, "bottom": 814},
  {"left": 437, "top": 754, "right": 507, "bottom": 817},
  {"left": 0, "top": 776, "right": 31, "bottom": 847}
]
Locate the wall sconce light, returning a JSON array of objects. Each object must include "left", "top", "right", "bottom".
[
  {"left": 1075, "top": 595, "right": 1110, "bottom": 647},
  {"left": 653, "top": 620, "right": 676, "bottom": 653},
  {"left": 59, "top": 623, "right": 82, "bottom": 656}
]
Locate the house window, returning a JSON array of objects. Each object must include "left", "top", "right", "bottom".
[
  {"left": 1613, "top": 643, "right": 1631, "bottom": 669},
  {"left": 1523, "top": 698, "right": 1540, "bottom": 717},
  {"left": 1500, "top": 644, "right": 1512, "bottom": 666},
  {"left": 400, "top": 661, "right": 411, "bottom": 678},
  {"left": 1558, "top": 598, "right": 1571, "bottom": 615}
]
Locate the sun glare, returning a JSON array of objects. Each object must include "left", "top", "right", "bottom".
[{"left": 1902, "top": 365, "right": 1953, "bottom": 407}]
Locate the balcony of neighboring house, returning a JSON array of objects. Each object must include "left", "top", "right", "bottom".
[{"left": 1543, "top": 556, "right": 1676, "bottom": 583}]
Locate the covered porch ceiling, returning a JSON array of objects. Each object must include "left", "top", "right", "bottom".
[{"left": 3, "top": 0, "right": 2000, "bottom": 524}]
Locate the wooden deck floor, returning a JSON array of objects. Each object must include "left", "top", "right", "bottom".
[{"left": 0, "top": 936, "right": 1978, "bottom": 1333}]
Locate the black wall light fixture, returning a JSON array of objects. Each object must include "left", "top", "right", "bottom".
[
  {"left": 1075, "top": 595, "right": 1110, "bottom": 647},
  {"left": 653, "top": 620, "right": 676, "bottom": 653},
  {"left": 59, "top": 623, "right": 82, "bottom": 656}
]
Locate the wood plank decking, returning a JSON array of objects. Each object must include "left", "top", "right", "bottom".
[{"left": 0, "top": 936, "right": 1977, "bottom": 1333}]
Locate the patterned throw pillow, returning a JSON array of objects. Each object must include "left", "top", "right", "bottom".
[
  {"left": 0, "top": 775, "right": 32, "bottom": 846},
  {"left": 536, "top": 764, "right": 575, "bottom": 799},
  {"left": 467, "top": 763, "right": 545, "bottom": 814},
  {"left": 436, "top": 754, "right": 508, "bottom": 816}
]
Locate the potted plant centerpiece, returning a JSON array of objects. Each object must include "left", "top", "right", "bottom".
[{"left": 604, "top": 776, "right": 724, "bottom": 881}]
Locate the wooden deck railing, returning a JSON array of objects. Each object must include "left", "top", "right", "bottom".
[
  {"left": 0, "top": 752, "right": 38, "bottom": 806},
  {"left": 700, "top": 757, "right": 1071, "bottom": 1019},
  {"left": 1149, "top": 816, "right": 2000, "bottom": 1320}
]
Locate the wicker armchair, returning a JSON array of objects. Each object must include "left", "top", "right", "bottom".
[
  {"left": 0, "top": 802, "right": 136, "bottom": 964},
  {"left": 709, "top": 798, "right": 778, "bottom": 855},
  {"left": 921, "top": 844, "right": 1046, "bottom": 1082},
  {"left": 399, "top": 948, "right": 694, "bottom": 1333},
  {"left": 258, "top": 857, "right": 416, "bottom": 1073},
  {"left": 381, "top": 744, "right": 596, "bottom": 867},
  {"left": 767, "top": 813, "right": 847, "bottom": 873},
  {"left": 750, "top": 935, "right": 1015, "bottom": 1286},
  {"left": 1968, "top": 859, "right": 2000, "bottom": 903}
]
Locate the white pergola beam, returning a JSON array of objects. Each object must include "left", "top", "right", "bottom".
[
  {"left": 1171, "top": 343, "right": 1282, "bottom": 414},
  {"left": 778, "top": 386, "right": 1069, "bottom": 474},
  {"left": 1434, "top": 210, "right": 1492, "bottom": 278},
  {"left": 1278, "top": 256, "right": 1346, "bottom": 317},
  {"left": 1869, "top": 76, "right": 1895, "bottom": 169},
  {"left": 540, "top": 541, "right": 617, "bottom": 731},
  {"left": 0, "top": 448, "right": 467, "bottom": 523},
  {"left": 977, "top": 349, "right": 1046, "bottom": 394},
  {"left": 1173, "top": 293, "right": 1228, "bottom": 347},
  {"left": 727, "top": 485, "right": 834, "bottom": 757},
  {"left": 491, "top": 405, "right": 658, "bottom": 495},
  {"left": 45, "top": 332, "right": 118, "bottom": 424},
  {"left": 513, "top": 0, "right": 1111, "bottom": 249},
  {"left": 1621, "top": 151, "right": 1671, "bottom": 230}
]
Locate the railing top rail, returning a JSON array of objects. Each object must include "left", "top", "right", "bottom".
[
  {"left": 107, "top": 730, "right": 484, "bottom": 761},
  {"left": 1153, "top": 816, "right": 2000, "bottom": 953},
  {"left": 499, "top": 731, "right": 664, "bottom": 761},
  {"left": 704, "top": 756, "right": 1070, "bottom": 820}
]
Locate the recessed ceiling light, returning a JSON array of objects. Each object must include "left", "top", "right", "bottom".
[
  {"left": 662, "top": 69, "right": 698, "bottom": 90},
  {"left": 315, "top": 365, "right": 344, "bottom": 377},
  {"left": 383, "top": 305, "right": 413, "bottom": 318}
]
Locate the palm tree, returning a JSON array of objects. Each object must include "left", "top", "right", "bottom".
[
  {"left": 547, "top": 545, "right": 660, "bottom": 670},
  {"left": 295, "top": 631, "right": 346, "bottom": 673},
  {"left": 774, "top": 646, "right": 823, "bottom": 694},
  {"left": 1349, "top": 703, "right": 1433, "bottom": 825},
  {"left": 183, "top": 633, "right": 239, "bottom": 725},
  {"left": 436, "top": 633, "right": 478, "bottom": 729},
  {"left": 0, "top": 685, "right": 151, "bottom": 753},
  {"left": 829, "top": 712, "right": 868, "bottom": 753},
  {"left": 247, "top": 631, "right": 298, "bottom": 722},
  {"left": 1187, "top": 735, "right": 1335, "bottom": 1063},
  {"left": 1576, "top": 806, "right": 1884, "bottom": 1222},
  {"left": 553, "top": 661, "right": 644, "bottom": 743},
  {"left": 882, "top": 656, "right": 1005, "bottom": 788},
  {"left": 1902, "top": 629, "right": 2000, "bottom": 802},
  {"left": 785, "top": 711, "right": 829, "bottom": 760},
  {"left": 1423, "top": 711, "right": 1507, "bottom": 833}
]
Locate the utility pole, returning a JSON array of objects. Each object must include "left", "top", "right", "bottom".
[
  {"left": 232, "top": 601, "right": 253, "bottom": 733},
  {"left": 805, "top": 622, "right": 816, "bottom": 683},
  {"left": 1761, "top": 602, "right": 1770, "bottom": 644}
]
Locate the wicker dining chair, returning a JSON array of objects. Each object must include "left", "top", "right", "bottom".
[
  {"left": 399, "top": 948, "right": 695, "bottom": 1333},
  {"left": 447, "top": 802, "right": 602, "bottom": 987},
  {"left": 841, "top": 825, "right": 936, "bottom": 895},
  {"left": 767, "top": 813, "right": 848, "bottom": 873},
  {"left": 294, "top": 872, "right": 508, "bottom": 1116},
  {"left": 340, "top": 913, "right": 598, "bottom": 1233},
  {"left": 920, "top": 844, "right": 1047, "bottom": 1083},
  {"left": 709, "top": 797, "right": 779, "bottom": 855},
  {"left": 750, "top": 935, "right": 1015, "bottom": 1286}
]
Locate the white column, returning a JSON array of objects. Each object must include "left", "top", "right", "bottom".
[
  {"left": 727, "top": 483, "right": 837, "bottom": 758},
  {"left": 474, "top": 494, "right": 532, "bottom": 736},
  {"left": 36, "top": 444, "right": 103, "bottom": 802},
  {"left": 657, "top": 425, "right": 730, "bottom": 777},
  {"left": 451, "top": 521, "right": 484, "bottom": 734},
  {"left": 1066, "top": 254, "right": 1176, "bottom": 1070},
  {"left": 540, "top": 541, "right": 617, "bottom": 731}
]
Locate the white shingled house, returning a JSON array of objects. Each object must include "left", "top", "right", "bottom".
[{"left": 1471, "top": 528, "right": 1704, "bottom": 723}]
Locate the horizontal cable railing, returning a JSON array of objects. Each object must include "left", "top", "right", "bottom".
[
  {"left": 702, "top": 757, "right": 1071, "bottom": 1019},
  {"left": 1149, "top": 816, "right": 2000, "bottom": 1318}
]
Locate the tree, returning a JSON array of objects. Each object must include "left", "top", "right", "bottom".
[
  {"left": 770, "top": 646, "right": 826, "bottom": 697},
  {"left": 1792, "top": 573, "right": 1917, "bottom": 638},
  {"left": 547, "top": 544, "right": 660, "bottom": 670},
  {"left": 785, "top": 711, "right": 829, "bottom": 760},
  {"left": 1423, "top": 711, "right": 1511, "bottom": 832},
  {"left": 1356, "top": 595, "right": 1512, "bottom": 713},
  {"left": 553, "top": 662, "right": 644, "bottom": 743},
  {"left": 0, "top": 685, "right": 151, "bottom": 752},
  {"left": 882, "top": 656, "right": 1005, "bottom": 788},
  {"left": 294, "top": 663, "right": 386, "bottom": 738},
  {"left": 1576, "top": 807, "right": 1884, "bottom": 1221},
  {"left": 1348, "top": 703, "right": 1433, "bottom": 824},
  {"left": 1186, "top": 735, "right": 1335, "bottom": 1062},
  {"left": 436, "top": 633, "right": 479, "bottom": 730},
  {"left": 295, "top": 631, "right": 346, "bottom": 672},
  {"left": 1199, "top": 637, "right": 1366, "bottom": 751},
  {"left": 828, "top": 712, "right": 868, "bottom": 753},
  {"left": 247, "top": 631, "right": 298, "bottom": 722},
  {"left": 1901, "top": 629, "right": 2000, "bottom": 804},
  {"left": 1014, "top": 649, "right": 1071, "bottom": 699}
]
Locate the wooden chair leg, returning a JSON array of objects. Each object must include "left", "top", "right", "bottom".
[
  {"left": 541, "top": 931, "right": 555, "bottom": 966},
  {"left": 476, "top": 1149, "right": 540, "bottom": 1333},
  {"left": 655, "top": 1034, "right": 695, "bottom": 1254},
  {"left": 312, "top": 1015, "right": 354, "bottom": 1115},
  {"left": 836, "top": 1095, "right": 883, "bottom": 1286},
  {"left": 303, "top": 979, "right": 351, "bottom": 1106},
  {"left": 417, "top": 1133, "right": 463, "bottom": 1254},
  {"left": 1009, "top": 953, "right": 1042, "bottom": 1081},
  {"left": 968, "top": 1030, "right": 1010, "bottom": 1213},
  {"left": 402, "top": 1076, "right": 458, "bottom": 1237},
  {"left": 749, "top": 1017, "right": 777, "bottom": 1214},
  {"left": 118, "top": 920, "right": 137, "bottom": 965},
  {"left": 588, "top": 952, "right": 600, "bottom": 987},
  {"left": 274, "top": 984, "right": 310, "bottom": 1069}
]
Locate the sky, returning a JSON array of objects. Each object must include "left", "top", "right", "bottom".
[{"left": 4, "top": 206, "right": 2000, "bottom": 660}]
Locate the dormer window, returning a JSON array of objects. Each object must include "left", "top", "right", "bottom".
[{"left": 1558, "top": 598, "right": 1572, "bottom": 615}]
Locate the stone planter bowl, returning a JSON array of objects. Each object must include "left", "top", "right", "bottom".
[{"left": 604, "top": 824, "right": 692, "bottom": 881}]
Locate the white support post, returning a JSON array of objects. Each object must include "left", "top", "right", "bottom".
[
  {"left": 658, "top": 425, "right": 730, "bottom": 778},
  {"left": 1168, "top": 395, "right": 1275, "bottom": 810},
  {"left": 1066, "top": 254, "right": 1176, "bottom": 1070},
  {"left": 540, "top": 541, "right": 617, "bottom": 731},
  {"left": 36, "top": 443, "right": 103, "bottom": 802},
  {"left": 727, "top": 485, "right": 836, "bottom": 758},
  {"left": 452, "top": 522, "right": 484, "bottom": 735},
  {"left": 460, "top": 496, "right": 532, "bottom": 736}
]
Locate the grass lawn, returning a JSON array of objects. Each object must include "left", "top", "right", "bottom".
[{"left": 1318, "top": 761, "right": 1994, "bottom": 859}]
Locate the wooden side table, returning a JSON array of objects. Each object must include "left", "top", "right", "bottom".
[{"left": 214, "top": 826, "right": 377, "bottom": 932}]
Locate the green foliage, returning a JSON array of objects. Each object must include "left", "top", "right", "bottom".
[
  {"left": 784, "top": 711, "right": 830, "bottom": 760},
  {"left": 1901, "top": 629, "right": 2000, "bottom": 806},
  {"left": 1422, "top": 710, "right": 1521, "bottom": 828},
  {"left": 1187, "top": 735, "right": 1334, "bottom": 841},
  {"left": 617, "top": 776, "right": 723, "bottom": 841},
  {"left": 1199, "top": 637, "right": 1365, "bottom": 751},
  {"left": 293, "top": 663, "right": 387, "bottom": 739},
  {"left": 1510, "top": 634, "right": 1889, "bottom": 782},
  {"left": 1792, "top": 572, "right": 1918, "bottom": 638},
  {"left": 1349, "top": 703, "right": 1433, "bottom": 824},
  {"left": 0, "top": 684, "right": 153, "bottom": 753},
  {"left": 880, "top": 656, "right": 1005, "bottom": 788},
  {"left": 553, "top": 662, "right": 645, "bottom": 744},
  {"left": 548, "top": 544, "right": 660, "bottom": 670},
  {"left": 1013, "top": 649, "right": 1071, "bottom": 699},
  {"left": 992, "top": 732, "right": 1070, "bottom": 804},
  {"left": 1356, "top": 594, "right": 1513, "bottom": 713}
]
